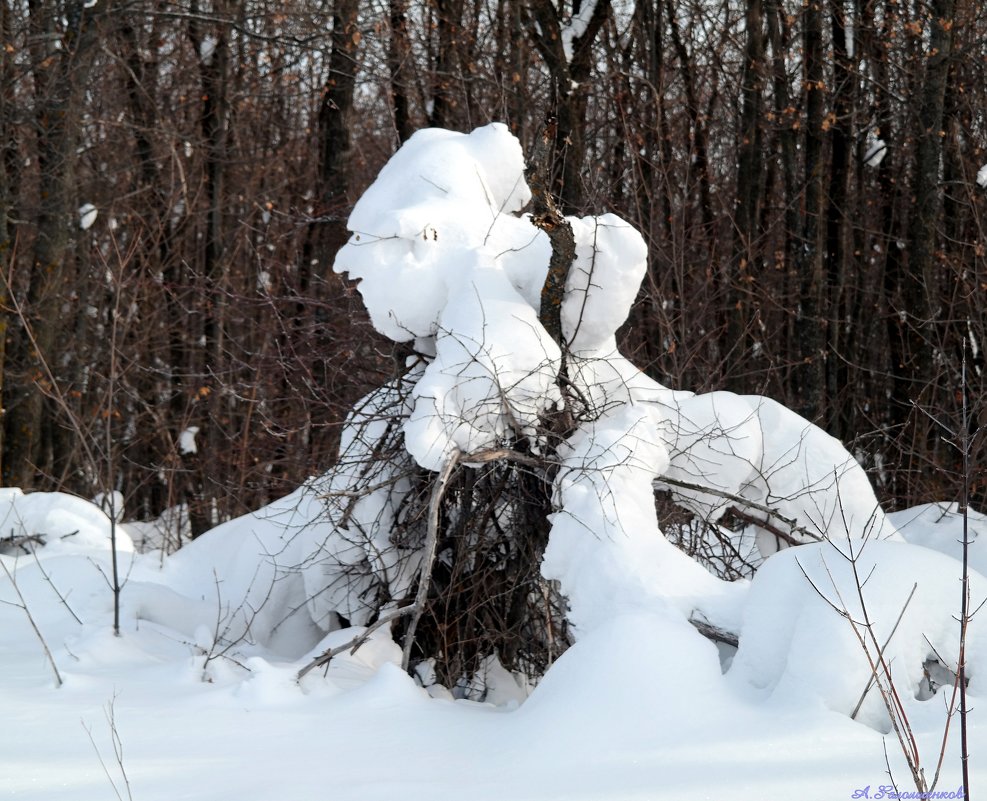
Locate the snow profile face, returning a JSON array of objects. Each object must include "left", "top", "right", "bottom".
[
  {"left": 335, "top": 124, "right": 534, "bottom": 342},
  {"left": 334, "top": 124, "right": 569, "bottom": 471}
]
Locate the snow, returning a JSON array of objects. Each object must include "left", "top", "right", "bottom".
[
  {"left": 178, "top": 425, "right": 199, "bottom": 455},
  {"left": 562, "top": 214, "right": 648, "bottom": 353},
  {"left": 2, "top": 488, "right": 983, "bottom": 799},
  {"left": 5, "top": 125, "right": 985, "bottom": 798},
  {"left": 977, "top": 163, "right": 987, "bottom": 189},
  {"left": 199, "top": 35, "right": 218, "bottom": 65},
  {"left": 864, "top": 135, "right": 887, "bottom": 168},
  {"left": 335, "top": 125, "right": 537, "bottom": 343},
  {"left": 732, "top": 537, "right": 987, "bottom": 731},
  {"left": 78, "top": 203, "right": 97, "bottom": 230},
  {"left": 403, "top": 260, "right": 562, "bottom": 470},
  {"left": 891, "top": 502, "right": 987, "bottom": 577}
]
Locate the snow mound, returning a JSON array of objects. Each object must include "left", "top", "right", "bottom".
[
  {"left": 543, "top": 404, "right": 743, "bottom": 637},
  {"left": 657, "top": 392, "right": 898, "bottom": 546},
  {"left": 731, "top": 539, "right": 986, "bottom": 730},
  {"left": 0, "top": 489, "right": 134, "bottom": 554},
  {"left": 562, "top": 214, "right": 648, "bottom": 353},
  {"left": 890, "top": 502, "right": 987, "bottom": 577},
  {"left": 403, "top": 260, "right": 562, "bottom": 470}
]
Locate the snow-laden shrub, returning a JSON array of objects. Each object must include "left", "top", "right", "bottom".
[{"left": 287, "top": 122, "right": 974, "bottom": 719}]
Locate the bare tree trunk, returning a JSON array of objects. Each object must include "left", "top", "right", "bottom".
[
  {"left": 429, "top": 0, "right": 465, "bottom": 129},
  {"left": 664, "top": 0, "right": 714, "bottom": 240},
  {"left": 3, "top": 0, "right": 102, "bottom": 487},
  {"left": 728, "top": 0, "right": 765, "bottom": 354},
  {"left": 523, "top": 0, "right": 611, "bottom": 214},
  {"left": 314, "top": 0, "right": 360, "bottom": 269},
  {"left": 0, "top": 0, "right": 12, "bottom": 478},
  {"left": 888, "top": 0, "right": 956, "bottom": 499},
  {"left": 824, "top": 0, "right": 853, "bottom": 436},
  {"left": 186, "top": 1, "right": 233, "bottom": 536},
  {"left": 389, "top": 0, "right": 414, "bottom": 143},
  {"left": 796, "top": 0, "right": 827, "bottom": 422}
]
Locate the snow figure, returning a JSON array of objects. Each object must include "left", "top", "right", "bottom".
[{"left": 297, "top": 122, "right": 972, "bottom": 727}]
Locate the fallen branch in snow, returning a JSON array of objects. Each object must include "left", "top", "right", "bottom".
[
  {"left": 655, "top": 476, "right": 824, "bottom": 544},
  {"left": 688, "top": 614, "right": 739, "bottom": 649},
  {"left": 296, "top": 604, "right": 417, "bottom": 681},
  {"left": 462, "top": 447, "right": 543, "bottom": 468},
  {"left": 725, "top": 507, "right": 805, "bottom": 549},
  {"left": 0, "top": 531, "right": 46, "bottom": 554},
  {"left": 0, "top": 558, "right": 63, "bottom": 687}
]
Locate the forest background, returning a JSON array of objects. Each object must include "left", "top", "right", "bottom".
[{"left": 0, "top": 0, "right": 984, "bottom": 538}]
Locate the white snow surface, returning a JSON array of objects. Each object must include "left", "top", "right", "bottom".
[
  {"left": 733, "top": 538, "right": 987, "bottom": 731},
  {"left": 2, "top": 490, "right": 983, "bottom": 800},
  {"left": 5, "top": 126, "right": 985, "bottom": 797}
]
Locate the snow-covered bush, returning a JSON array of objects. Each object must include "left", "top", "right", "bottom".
[{"left": 288, "top": 121, "right": 954, "bottom": 702}]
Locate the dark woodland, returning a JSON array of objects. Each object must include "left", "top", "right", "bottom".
[{"left": 0, "top": 0, "right": 985, "bottom": 536}]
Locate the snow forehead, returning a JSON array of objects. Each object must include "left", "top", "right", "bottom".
[{"left": 346, "top": 124, "right": 530, "bottom": 241}]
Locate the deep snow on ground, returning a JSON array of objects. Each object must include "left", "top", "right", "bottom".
[{"left": 0, "top": 488, "right": 983, "bottom": 801}]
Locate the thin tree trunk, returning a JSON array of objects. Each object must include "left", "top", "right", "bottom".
[
  {"left": 429, "top": 0, "right": 465, "bottom": 129},
  {"left": 315, "top": 0, "right": 360, "bottom": 268},
  {"left": 889, "top": 0, "right": 956, "bottom": 498},
  {"left": 664, "top": 0, "right": 714, "bottom": 239},
  {"left": 825, "top": 0, "right": 853, "bottom": 436},
  {"left": 389, "top": 0, "right": 414, "bottom": 143},
  {"left": 0, "top": 0, "right": 12, "bottom": 478},
  {"left": 797, "top": 0, "right": 827, "bottom": 421},
  {"left": 523, "top": 0, "right": 611, "bottom": 214},
  {"left": 728, "top": 0, "right": 765, "bottom": 354}
]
